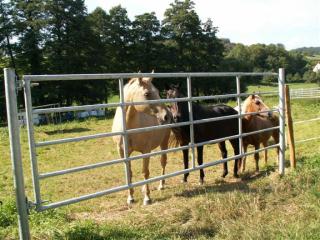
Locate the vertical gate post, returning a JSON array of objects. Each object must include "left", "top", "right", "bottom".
[
  {"left": 278, "top": 68, "right": 286, "bottom": 175},
  {"left": 187, "top": 76, "right": 196, "bottom": 168},
  {"left": 285, "top": 85, "right": 296, "bottom": 168},
  {"left": 236, "top": 76, "right": 243, "bottom": 156},
  {"left": 4, "top": 68, "right": 31, "bottom": 240}
]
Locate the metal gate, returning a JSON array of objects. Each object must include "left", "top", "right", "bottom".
[{"left": 4, "top": 68, "right": 286, "bottom": 240}]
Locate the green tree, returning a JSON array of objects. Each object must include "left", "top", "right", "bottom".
[
  {"left": 131, "top": 12, "right": 161, "bottom": 71},
  {"left": 11, "top": 0, "right": 45, "bottom": 75},
  {"left": 42, "top": 0, "right": 107, "bottom": 105},
  {"left": 105, "top": 5, "right": 132, "bottom": 73},
  {"left": 161, "top": 0, "right": 225, "bottom": 96}
]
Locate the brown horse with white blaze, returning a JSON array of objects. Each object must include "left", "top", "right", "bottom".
[
  {"left": 112, "top": 75, "right": 172, "bottom": 205},
  {"left": 241, "top": 95, "right": 279, "bottom": 172}
]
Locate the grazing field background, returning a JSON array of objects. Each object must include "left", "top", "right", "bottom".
[{"left": 0, "top": 83, "right": 319, "bottom": 239}]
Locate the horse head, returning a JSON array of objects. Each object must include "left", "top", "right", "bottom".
[
  {"left": 124, "top": 74, "right": 172, "bottom": 124},
  {"left": 165, "top": 83, "right": 183, "bottom": 123},
  {"left": 243, "top": 94, "right": 271, "bottom": 118}
]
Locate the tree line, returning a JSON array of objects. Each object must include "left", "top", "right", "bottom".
[{"left": 0, "top": 0, "right": 315, "bottom": 123}]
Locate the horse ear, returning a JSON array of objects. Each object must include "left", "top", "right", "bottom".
[
  {"left": 251, "top": 94, "right": 255, "bottom": 99},
  {"left": 148, "top": 70, "right": 154, "bottom": 82},
  {"left": 138, "top": 78, "right": 143, "bottom": 85}
]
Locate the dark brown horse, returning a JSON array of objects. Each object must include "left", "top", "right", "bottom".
[{"left": 166, "top": 84, "right": 241, "bottom": 184}]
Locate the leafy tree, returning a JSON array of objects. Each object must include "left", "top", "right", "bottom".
[
  {"left": 42, "top": 0, "right": 107, "bottom": 105},
  {"left": 104, "top": 5, "right": 132, "bottom": 73},
  {"left": 162, "top": 0, "right": 202, "bottom": 71},
  {"left": 161, "top": 0, "right": 225, "bottom": 96},
  {"left": 131, "top": 12, "right": 161, "bottom": 72},
  {"left": 11, "top": 0, "right": 45, "bottom": 75}
]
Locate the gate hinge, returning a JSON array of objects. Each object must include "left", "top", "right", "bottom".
[
  {"left": 26, "top": 198, "right": 49, "bottom": 214},
  {"left": 26, "top": 198, "right": 36, "bottom": 214},
  {"left": 16, "top": 78, "right": 24, "bottom": 91}
]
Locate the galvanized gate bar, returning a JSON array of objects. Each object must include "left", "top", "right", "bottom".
[
  {"left": 119, "top": 78, "right": 132, "bottom": 188},
  {"left": 23, "top": 72, "right": 278, "bottom": 81},
  {"left": 38, "top": 126, "right": 280, "bottom": 180},
  {"left": 35, "top": 109, "right": 279, "bottom": 147},
  {"left": 38, "top": 143, "right": 279, "bottom": 212},
  {"left": 23, "top": 80, "right": 43, "bottom": 209},
  {"left": 187, "top": 76, "right": 196, "bottom": 168},
  {"left": 278, "top": 68, "right": 286, "bottom": 175},
  {"left": 32, "top": 90, "right": 278, "bottom": 115},
  {"left": 4, "top": 68, "right": 31, "bottom": 240},
  {"left": 236, "top": 76, "right": 243, "bottom": 155}
]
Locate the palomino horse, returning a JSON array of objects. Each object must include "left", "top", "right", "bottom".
[
  {"left": 166, "top": 83, "right": 241, "bottom": 183},
  {"left": 241, "top": 94, "right": 279, "bottom": 172},
  {"left": 112, "top": 76, "right": 171, "bottom": 205}
]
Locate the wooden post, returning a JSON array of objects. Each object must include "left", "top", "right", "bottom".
[{"left": 285, "top": 85, "right": 296, "bottom": 168}]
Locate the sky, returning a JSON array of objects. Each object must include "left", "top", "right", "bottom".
[{"left": 84, "top": 0, "right": 320, "bottom": 50}]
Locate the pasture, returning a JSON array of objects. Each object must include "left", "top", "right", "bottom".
[{"left": 1, "top": 84, "right": 320, "bottom": 239}]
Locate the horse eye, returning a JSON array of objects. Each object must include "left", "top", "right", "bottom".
[{"left": 256, "top": 101, "right": 261, "bottom": 105}]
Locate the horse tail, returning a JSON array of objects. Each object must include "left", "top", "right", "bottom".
[{"left": 168, "top": 128, "right": 182, "bottom": 148}]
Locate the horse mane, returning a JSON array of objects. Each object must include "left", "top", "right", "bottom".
[{"left": 242, "top": 95, "right": 256, "bottom": 113}]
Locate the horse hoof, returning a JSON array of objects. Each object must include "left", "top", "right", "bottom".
[
  {"left": 158, "top": 185, "right": 164, "bottom": 190},
  {"left": 181, "top": 179, "right": 188, "bottom": 183},
  {"left": 127, "top": 197, "right": 134, "bottom": 205},
  {"left": 234, "top": 173, "right": 239, "bottom": 178},
  {"left": 221, "top": 172, "right": 228, "bottom": 178},
  {"left": 199, "top": 179, "right": 204, "bottom": 185},
  {"left": 143, "top": 198, "right": 152, "bottom": 206}
]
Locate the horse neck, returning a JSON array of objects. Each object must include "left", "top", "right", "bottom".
[
  {"left": 177, "top": 101, "right": 190, "bottom": 119},
  {"left": 125, "top": 105, "right": 137, "bottom": 128}
]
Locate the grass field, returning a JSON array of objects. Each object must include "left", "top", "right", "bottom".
[{"left": 1, "top": 84, "right": 320, "bottom": 239}]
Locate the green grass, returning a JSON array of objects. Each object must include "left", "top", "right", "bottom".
[
  {"left": 246, "top": 82, "right": 319, "bottom": 93},
  {"left": 1, "top": 84, "right": 320, "bottom": 239}
]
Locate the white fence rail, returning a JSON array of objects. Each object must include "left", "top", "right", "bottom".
[
  {"left": 290, "top": 87, "right": 320, "bottom": 99},
  {"left": 4, "top": 68, "right": 286, "bottom": 240}
]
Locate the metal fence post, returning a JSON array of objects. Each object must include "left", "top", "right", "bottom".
[
  {"left": 23, "top": 79, "right": 42, "bottom": 209},
  {"left": 4, "top": 68, "right": 31, "bottom": 240},
  {"left": 278, "top": 68, "right": 286, "bottom": 175},
  {"left": 187, "top": 76, "right": 196, "bottom": 168},
  {"left": 236, "top": 76, "right": 243, "bottom": 156},
  {"left": 119, "top": 78, "right": 131, "bottom": 186}
]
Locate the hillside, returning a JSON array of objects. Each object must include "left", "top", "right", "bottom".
[{"left": 291, "top": 46, "right": 320, "bottom": 55}]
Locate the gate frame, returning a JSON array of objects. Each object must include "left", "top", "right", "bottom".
[{"left": 4, "top": 68, "right": 286, "bottom": 240}]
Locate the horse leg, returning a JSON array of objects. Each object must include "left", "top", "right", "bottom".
[
  {"left": 117, "top": 145, "right": 134, "bottom": 204},
  {"left": 241, "top": 144, "right": 248, "bottom": 173},
  {"left": 182, "top": 149, "right": 189, "bottom": 182},
  {"left": 158, "top": 138, "right": 169, "bottom": 190},
  {"left": 218, "top": 142, "right": 228, "bottom": 178},
  {"left": 254, "top": 144, "right": 260, "bottom": 173},
  {"left": 230, "top": 139, "right": 240, "bottom": 178},
  {"left": 142, "top": 157, "right": 151, "bottom": 205},
  {"left": 273, "top": 130, "right": 280, "bottom": 163},
  {"left": 262, "top": 141, "right": 268, "bottom": 166},
  {"left": 197, "top": 146, "right": 205, "bottom": 185}
]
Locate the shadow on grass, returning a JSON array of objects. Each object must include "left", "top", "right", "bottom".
[
  {"left": 44, "top": 127, "right": 91, "bottom": 135},
  {"left": 173, "top": 167, "right": 276, "bottom": 199},
  {"left": 57, "top": 220, "right": 170, "bottom": 240}
]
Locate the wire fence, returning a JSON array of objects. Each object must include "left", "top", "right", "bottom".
[{"left": 291, "top": 88, "right": 320, "bottom": 144}]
